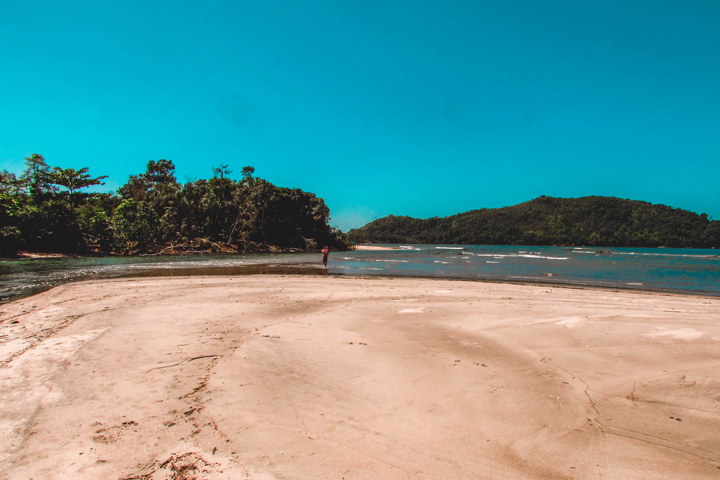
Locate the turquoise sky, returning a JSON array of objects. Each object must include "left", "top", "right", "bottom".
[{"left": 2, "top": 1, "right": 719, "bottom": 231}]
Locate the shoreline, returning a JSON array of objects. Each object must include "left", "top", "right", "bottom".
[
  {"left": 122, "top": 266, "right": 720, "bottom": 299},
  {"left": 1, "top": 275, "right": 719, "bottom": 478},
  {"left": 3, "top": 264, "right": 718, "bottom": 307}
]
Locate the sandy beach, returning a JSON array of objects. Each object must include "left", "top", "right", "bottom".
[
  {"left": 1, "top": 275, "right": 719, "bottom": 479},
  {"left": 354, "top": 245, "right": 399, "bottom": 251}
]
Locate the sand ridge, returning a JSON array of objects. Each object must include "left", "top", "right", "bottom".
[{"left": 0, "top": 276, "right": 719, "bottom": 479}]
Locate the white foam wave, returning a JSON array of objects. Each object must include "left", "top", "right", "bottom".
[
  {"left": 616, "top": 252, "right": 718, "bottom": 258},
  {"left": 470, "top": 253, "right": 567, "bottom": 260},
  {"left": 518, "top": 254, "right": 568, "bottom": 260},
  {"left": 568, "top": 249, "right": 717, "bottom": 259}
]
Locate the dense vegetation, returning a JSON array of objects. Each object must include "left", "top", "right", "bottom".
[
  {"left": 1, "top": 155, "right": 347, "bottom": 256},
  {"left": 348, "top": 196, "right": 720, "bottom": 248}
]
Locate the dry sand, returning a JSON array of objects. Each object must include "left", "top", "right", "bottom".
[{"left": 1, "top": 275, "right": 719, "bottom": 479}]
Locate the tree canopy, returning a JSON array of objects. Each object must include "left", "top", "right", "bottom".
[
  {"left": 1, "top": 155, "right": 348, "bottom": 255},
  {"left": 348, "top": 196, "right": 720, "bottom": 248},
  {"left": 49, "top": 167, "right": 108, "bottom": 194}
]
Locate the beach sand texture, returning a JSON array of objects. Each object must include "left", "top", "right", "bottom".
[{"left": 1, "top": 276, "right": 719, "bottom": 479}]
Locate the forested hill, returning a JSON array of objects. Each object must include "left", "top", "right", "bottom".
[
  {"left": 1, "top": 155, "right": 348, "bottom": 255},
  {"left": 348, "top": 196, "right": 720, "bottom": 248}
]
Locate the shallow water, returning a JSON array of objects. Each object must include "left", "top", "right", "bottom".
[
  {"left": 1, "top": 245, "right": 718, "bottom": 303},
  {"left": 0, "top": 253, "right": 319, "bottom": 303}
]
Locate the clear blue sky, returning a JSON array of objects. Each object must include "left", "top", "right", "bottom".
[{"left": 2, "top": 1, "right": 719, "bottom": 231}]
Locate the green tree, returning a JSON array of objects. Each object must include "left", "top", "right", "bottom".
[
  {"left": 49, "top": 167, "right": 108, "bottom": 194},
  {"left": 21, "top": 154, "right": 54, "bottom": 197},
  {"left": 212, "top": 164, "right": 233, "bottom": 179},
  {"left": 111, "top": 199, "right": 161, "bottom": 254},
  {"left": 241, "top": 166, "right": 255, "bottom": 180},
  {"left": 118, "top": 159, "right": 179, "bottom": 200}
]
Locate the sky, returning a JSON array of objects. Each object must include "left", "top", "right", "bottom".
[{"left": 2, "top": 1, "right": 719, "bottom": 231}]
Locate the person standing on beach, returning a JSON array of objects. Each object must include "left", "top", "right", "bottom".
[{"left": 322, "top": 246, "right": 329, "bottom": 268}]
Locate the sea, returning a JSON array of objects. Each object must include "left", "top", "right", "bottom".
[{"left": 1, "top": 245, "right": 718, "bottom": 303}]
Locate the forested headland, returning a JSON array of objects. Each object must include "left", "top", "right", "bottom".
[
  {"left": 348, "top": 196, "right": 720, "bottom": 248},
  {"left": 1, "top": 154, "right": 348, "bottom": 256}
]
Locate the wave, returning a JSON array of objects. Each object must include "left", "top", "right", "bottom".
[
  {"left": 568, "top": 250, "right": 718, "bottom": 259},
  {"left": 470, "top": 253, "right": 568, "bottom": 260},
  {"left": 615, "top": 252, "right": 719, "bottom": 259}
]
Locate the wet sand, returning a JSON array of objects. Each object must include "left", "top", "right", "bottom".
[{"left": 1, "top": 275, "right": 719, "bottom": 479}]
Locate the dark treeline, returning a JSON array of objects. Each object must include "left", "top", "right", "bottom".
[
  {"left": 348, "top": 196, "right": 720, "bottom": 248},
  {"left": 1, "top": 155, "right": 348, "bottom": 256}
]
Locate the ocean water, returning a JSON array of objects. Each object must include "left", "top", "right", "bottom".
[
  {"left": 1, "top": 245, "right": 718, "bottom": 303},
  {"left": 334, "top": 245, "right": 719, "bottom": 296}
]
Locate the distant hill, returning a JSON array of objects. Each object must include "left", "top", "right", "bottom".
[{"left": 347, "top": 196, "right": 720, "bottom": 248}]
